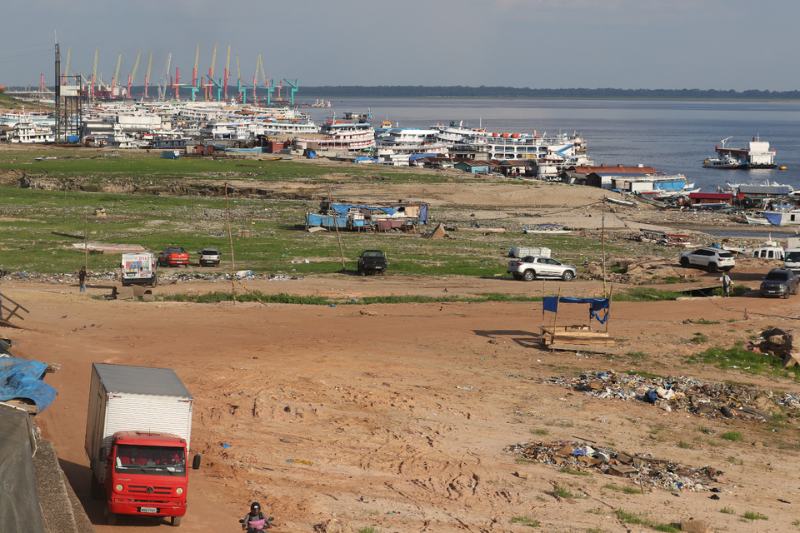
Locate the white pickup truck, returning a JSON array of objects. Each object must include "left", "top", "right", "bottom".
[{"left": 508, "top": 255, "right": 577, "bottom": 281}]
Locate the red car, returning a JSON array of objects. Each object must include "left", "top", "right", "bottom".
[{"left": 157, "top": 246, "right": 190, "bottom": 267}]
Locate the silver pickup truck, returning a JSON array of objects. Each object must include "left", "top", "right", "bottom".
[{"left": 508, "top": 255, "right": 577, "bottom": 281}]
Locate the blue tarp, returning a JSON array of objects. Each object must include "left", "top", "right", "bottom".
[
  {"left": 329, "top": 203, "right": 397, "bottom": 216},
  {"left": 0, "top": 357, "right": 57, "bottom": 412},
  {"left": 542, "top": 297, "right": 610, "bottom": 324}
]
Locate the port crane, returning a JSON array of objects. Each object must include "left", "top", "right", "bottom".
[
  {"left": 236, "top": 56, "right": 247, "bottom": 104},
  {"left": 283, "top": 79, "right": 299, "bottom": 107},
  {"left": 143, "top": 52, "right": 153, "bottom": 99},
  {"left": 90, "top": 49, "right": 99, "bottom": 99},
  {"left": 223, "top": 45, "right": 231, "bottom": 101},
  {"left": 111, "top": 54, "right": 123, "bottom": 98},
  {"left": 126, "top": 51, "right": 141, "bottom": 99}
]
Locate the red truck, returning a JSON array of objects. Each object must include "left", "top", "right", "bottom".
[
  {"left": 158, "top": 247, "right": 190, "bottom": 267},
  {"left": 85, "top": 363, "right": 200, "bottom": 526}
]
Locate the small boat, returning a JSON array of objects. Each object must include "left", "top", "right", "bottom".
[
  {"left": 744, "top": 214, "right": 771, "bottom": 226},
  {"left": 763, "top": 210, "right": 800, "bottom": 227},
  {"left": 605, "top": 196, "right": 636, "bottom": 207}
]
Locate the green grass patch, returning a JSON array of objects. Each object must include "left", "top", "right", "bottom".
[
  {"left": 690, "top": 332, "right": 709, "bottom": 344},
  {"left": 742, "top": 511, "right": 768, "bottom": 521},
  {"left": 160, "top": 290, "right": 543, "bottom": 306},
  {"left": 614, "top": 510, "right": 679, "bottom": 532},
  {"left": 721, "top": 431, "right": 743, "bottom": 442},
  {"left": 358, "top": 528, "right": 378, "bottom": 533},
  {"left": 530, "top": 428, "right": 549, "bottom": 436},
  {"left": 550, "top": 485, "right": 578, "bottom": 499},
  {"left": 626, "top": 351, "right": 648, "bottom": 360},
  {"left": 560, "top": 467, "right": 590, "bottom": 476},
  {"left": 677, "top": 441, "right": 691, "bottom": 449},
  {"left": 687, "top": 342, "right": 800, "bottom": 380},
  {"left": 615, "top": 288, "right": 682, "bottom": 302},
  {"left": 602, "top": 483, "right": 639, "bottom": 495},
  {"left": 683, "top": 318, "right": 720, "bottom": 325},
  {"left": 510, "top": 516, "right": 540, "bottom": 528},
  {"left": 720, "top": 507, "right": 735, "bottom": 515}
]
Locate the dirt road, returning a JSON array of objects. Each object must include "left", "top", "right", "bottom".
[{"left": 4, "top": 280, "right": 799, "bottom": 532}]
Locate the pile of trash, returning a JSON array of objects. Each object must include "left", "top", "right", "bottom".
[
  {"left": 1, "top": 270, "right": 302, "bottom": 285},
  {"left": 583, "top": 256, "right": 704, "bottom": 285},
  {"left": 749, "top": 328, "right": 800, "bottom": 368},
  {"left": 507, "top": 440, "right": 723, "bottom": 492},
  {"left": 547, "top": 370, "right": 799, "bottom": 421}
]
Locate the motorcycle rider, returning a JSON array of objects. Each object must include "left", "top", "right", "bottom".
[{"left": 241, "top": 502, "right": 270, "bottom": 532}]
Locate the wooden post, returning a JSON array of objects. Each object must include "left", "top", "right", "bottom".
[
  {"left": 224, "top": 183, "right": 237, "bottom": 304},
  {"left": 83, "top": 210, "right": 89, "bottom": 270},
  {"left": 605, "top": 285, "right": 614, "bottom": 333},
  {"left": 328, "top": 187, "right": 347, "bottom": 270},
  {"left": 550, "top": 286, "right": 561, "bottom": 344},
  {"left": 601, "top": 206, "right": 607, "bottom": 298}
]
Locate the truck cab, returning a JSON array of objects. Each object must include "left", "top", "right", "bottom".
[{"left": 103, "top": 432, "right": 190, "bottom": 526}]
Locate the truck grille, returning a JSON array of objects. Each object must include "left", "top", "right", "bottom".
[{"left": 128, "top": 485, "right": 173, "bottom": 495}]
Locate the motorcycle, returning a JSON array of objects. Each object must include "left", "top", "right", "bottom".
[{"left": 239, "top": 515, "right": 273, "bottom": 532}]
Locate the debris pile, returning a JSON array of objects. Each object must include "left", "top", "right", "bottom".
[
  {"left": 547, "top": 371, "right": 798, "bottom": 421},
  {"left": 583, "top": 256, "right": 704, "bottom": 284},
  {"left": 749, "top": 328, "right": 800, "bottom": 368},
  {"left": 507, "top": 440, "right": 723, "bottom": 492}
]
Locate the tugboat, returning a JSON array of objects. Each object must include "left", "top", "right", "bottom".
[{"left": 703, "top": 136, "right": 777, "bottom": 169}]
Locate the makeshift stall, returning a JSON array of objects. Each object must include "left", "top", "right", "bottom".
[{"left": 540, "top": 294, "right": 615, "bottom": 352}]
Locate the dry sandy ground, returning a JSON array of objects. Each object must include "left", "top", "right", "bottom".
[{"left": 3, "top": 277, "right": 799, "bottom": 533}]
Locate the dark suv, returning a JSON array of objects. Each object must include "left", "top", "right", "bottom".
[
  {"left": 357, "top": 250, "right": 387, "bottom": 275},
  {"left": 760, "top": 268, "right": 799, "bottom": 298}
]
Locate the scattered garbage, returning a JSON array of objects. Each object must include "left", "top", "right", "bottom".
[
  {"left": 235, "top": 270, "right": 255, "bottom": 280},
  {"left": 749, "top": 328, "right": 800, "bottom": 368},
  {"left": 547, "top": 370, "right": 799, "bottom": 421},
  {"left": 506, "top": 440, "right": 723, "bottom": 492}
]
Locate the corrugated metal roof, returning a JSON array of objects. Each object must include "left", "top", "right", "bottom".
[
  {"left": 94, "top": 363, "right": 192, "bottom": 398},
  {"left": 737, "top": 185, "right": 793, "bottom": 195}
]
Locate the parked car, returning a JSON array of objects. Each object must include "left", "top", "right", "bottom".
[
  {"left": 157, "top": 246, "right": 190, "bottom": 267},
  {"left": 198, "top": 248, "right": 221, "bottom": 267},
  {"left": 508, "top": 255, "right": 576, "bottom": 281},
  {"left": 679, "top": 247, "right": 735, "bottom": 272},
  {"left": 357, "top": 250, "right": 387, "bottom": 275},
  {"left": 760, "top": 268, "right": 799, "bottom": 298}
]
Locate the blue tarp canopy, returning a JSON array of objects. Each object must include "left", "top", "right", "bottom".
[
  {"left": 0, "top": 357, "right": 57, "bottom": 412},
  {"left": 329, "top": 203, "right": 397, "bottom": 216},
  {"left": 543, "top": 296, "right": 610, "bottom": 324}
]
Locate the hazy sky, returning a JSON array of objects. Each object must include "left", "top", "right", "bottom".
[{"left": 2, "top": 0, "right": 798, "bottom": 90}]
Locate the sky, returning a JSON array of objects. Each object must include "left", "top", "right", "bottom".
[{"left": 1, "top": 0, "right": 798, "bottom": 90}]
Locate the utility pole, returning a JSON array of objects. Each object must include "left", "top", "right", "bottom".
[
  {"left": 224, "top": 183, "right": 237, "bottom": 303},
  {"left": 328, "top": 187, "right": 347, "bottom": 270},
  {"left": 601, "top": 202, "right": 607, "bottom": 298}
]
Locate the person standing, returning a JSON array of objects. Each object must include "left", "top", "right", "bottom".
[
  {"left": 78, "top": 266, "right": 87, "bottom": 293},
  {"left": 720, "top": 271, "right": 732, "bottom": 297}
]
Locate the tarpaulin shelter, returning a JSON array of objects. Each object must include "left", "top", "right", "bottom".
[
  {"left": 0, "top": 357, "right": 57, "bottom": 412},
  {"left": 540, "top": 294, "right": 615, "bottom": 351},
  {"left": 0, "top": 405, "right": 44, "bottom": 532}
]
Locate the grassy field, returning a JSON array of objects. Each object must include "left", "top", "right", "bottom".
[
  {"left": 0, "top": 185, "right": 624, "bottom": 276},
  {"left": 0, "top": 148, "right": 465, "bottom": 184}
]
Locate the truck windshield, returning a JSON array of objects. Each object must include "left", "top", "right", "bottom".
[
  {"left": 115, "top": 445, "right": 186, "bottom": 476},
  {"left": 787, "top": 252, "right": 800, "bottom": 262}
]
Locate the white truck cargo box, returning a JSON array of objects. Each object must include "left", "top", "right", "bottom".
[
  {"left": 85, "top": 363, "right": 193, "bottom": 482},
  {"left": 509, "top": 246, "right": 552, "bottom": 259}
]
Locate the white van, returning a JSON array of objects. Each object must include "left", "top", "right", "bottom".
[{"left": 121, "top": 252, "right": 157, "bottom": 286}]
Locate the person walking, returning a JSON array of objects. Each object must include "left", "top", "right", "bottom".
[
  {"left": 78, "top": 266, "right": 87, "bottom": 293},
  {"left": 720, "top": 271, "right": 732, "bottom": 297}
]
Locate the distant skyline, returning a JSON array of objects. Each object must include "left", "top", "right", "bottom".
[{"left": 2, "top": 0, "right": 798, "bottom": 90}]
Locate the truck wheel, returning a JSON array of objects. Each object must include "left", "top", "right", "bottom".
[
  {"left": 680, "top": 257, "right": 690, "bottom": 267},
  {"left": 561, "top": 270, "right": 575, "bottom": 281},
  {"left": 171, "top": 516, "right": 182, "bottom": 527},
  {"left": 523, "top": 270, "right": 536, "bottom": 281}
]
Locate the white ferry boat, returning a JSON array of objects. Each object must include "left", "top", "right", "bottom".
[
  {"left": 375, "top": 127, "right": 448, "bottom": 155},
  {"left": 6, "top": 119, "right": 55, "bottom": 143},
  {"left": 703, "top": 136, "right": 777, "bottom": 169},
  {"left": 450, "top": 131, "right": 590, "bottom": 168},
  {"left": 296, "top": 114, "right": 375, "bottom": 152}
]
